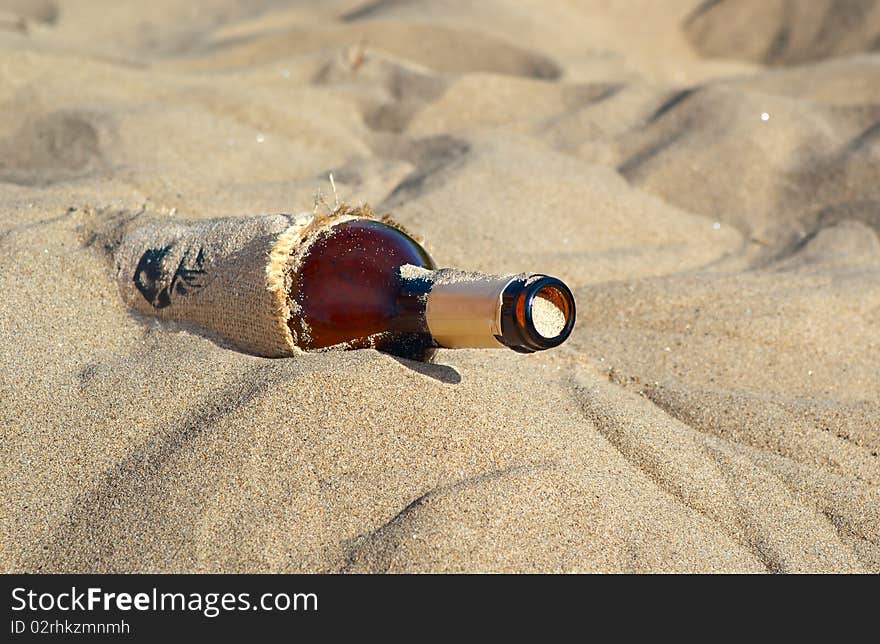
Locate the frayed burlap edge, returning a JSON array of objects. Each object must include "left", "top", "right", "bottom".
[
  {"left": 116, "top": 203, "right": 417, "bottom": 357},
  {"left": 266, "top": 205, "right": 373, "bottom": 351}
]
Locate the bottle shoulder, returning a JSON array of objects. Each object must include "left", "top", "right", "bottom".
[{"left": 287, "top": 218, "right": 437, "bottom": 357}]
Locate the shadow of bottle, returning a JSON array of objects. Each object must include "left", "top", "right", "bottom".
[{"left": 390, "top": 355, "right": 462, "bottom": 384}]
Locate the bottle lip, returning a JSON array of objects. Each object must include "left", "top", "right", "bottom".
[{"left": 498, "top": 275, "right": 576, "bottom": 352}]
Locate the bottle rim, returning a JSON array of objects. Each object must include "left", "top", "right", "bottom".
[{"left": 499, "top": 275, "right": 576, "bottom": 352}]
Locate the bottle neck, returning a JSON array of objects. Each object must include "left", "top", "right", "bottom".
[{"left": 399, "top": 267, "right": 576, "bottom": 353}]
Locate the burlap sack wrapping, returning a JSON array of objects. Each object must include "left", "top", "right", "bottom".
[{"left": 115, "top": 211, "right": 360, "bottom": 357}]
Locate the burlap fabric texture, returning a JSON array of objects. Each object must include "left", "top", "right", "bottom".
[{"left": 114, "top": 208, "right": 364, "bottom": 356}]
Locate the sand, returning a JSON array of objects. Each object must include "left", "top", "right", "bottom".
[
  {"left": 1, "top": 0, "right": 878, "bottom": 573},
  {"left": 530, "top": 295, "right": 567, "bottom": 339}
]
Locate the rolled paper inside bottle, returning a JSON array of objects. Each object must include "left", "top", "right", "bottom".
[{"left": 114, "top": 211, "right": 361, "bottom": 357}]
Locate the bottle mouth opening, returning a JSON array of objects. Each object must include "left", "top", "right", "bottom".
[
  {"left": 499, "top": 275, "right": 576, "bottom": 352},
  {"left": 528, "top": 285, "right": 573, "bottom": 339}
]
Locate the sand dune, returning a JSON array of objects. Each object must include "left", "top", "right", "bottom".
[
  {"left": 1, "top": 1, "right": 877, "bottom": 573},
  {"left": 685, "top": 0, "right": 880, "bottom": 65}
]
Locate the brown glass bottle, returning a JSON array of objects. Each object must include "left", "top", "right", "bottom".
[{"left": 287, "top": 219, "right": 575, "bottom": 362}]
